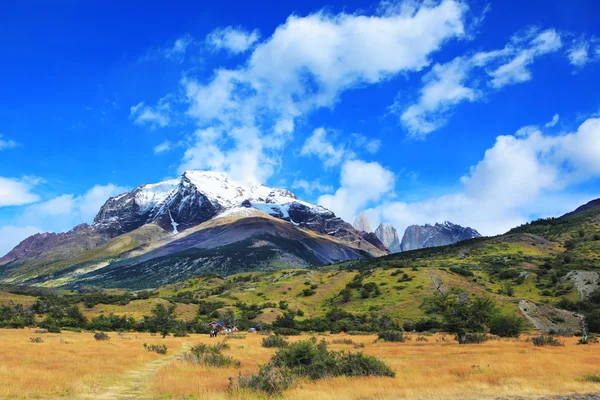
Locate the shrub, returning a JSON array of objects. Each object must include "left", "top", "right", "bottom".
[
  {"left": 144, "top": 343, "right": 168, "bottom": 354},
  {"left": 183, "top": 343, "right": 240, "bottom": 367},
  {"left": 489, "top": 315, "right": 524, "bottom": 338},
  {"left": 173, "top": 328, "right": 188, "bottom": 337},
  {"left": 449, "top": 266, "right": 474, "bottom": 277},
  {"left": 331, "top": 338, "right": 354, "bottom": 345},
  {"left": 460, "top": 333, "right": 489, "bottom": 344},
  {"left": 229, "top": 364, "right": 293, "bottom": 396},
  {"left": 301, "top": 288, "right": 316, "bottom": 296},
  {"left": 377, "top": 331, "right": 405, "bottom": 342},
  {"left": 353, "top": 342, "right": 366, "bottom": 348},
  {"left": 272, "top": 338, "right": 395, "bottom": 380},
  {"left": 262, "top": 335, "right": 289, "bottom": 348},
  {"left": 416, "top": 336, "right": 428, "bottom": 342},
  {"left": 94, "top": 332, "right": 110, "bottom": 341},
  {"left": 273, "top": 327, "right": 301, "bottom": 336},
  {"left": 584, "top": 375, "right": 600, "bottom": 383},
  {"left": 30, "top": 337, "right": 43, "bottom": 343},
  {"left": 531, "top": 335, "right": 563, "bottom": 347}
]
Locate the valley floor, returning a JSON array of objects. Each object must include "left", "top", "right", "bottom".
[{"left": 0, "top": 329, "right": 599, "bottom": 399}]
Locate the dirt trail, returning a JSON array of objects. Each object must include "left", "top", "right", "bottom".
[{"left": 81, "top": 342, "right": 191, "bottom": 400}]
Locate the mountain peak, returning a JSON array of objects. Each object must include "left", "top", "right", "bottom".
[
  {"left": 375, "top": 222, "right": 401, "bottom": 253},
  {"left": 353, "top": 212, "right": 372, "bottom": 232},
  {"left": 400, "top": 221, "right": 481, "bottom": 251}
]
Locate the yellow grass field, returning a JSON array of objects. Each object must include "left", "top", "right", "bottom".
[{"left": 0, "top": 329, "right": 599, "bottom": 399}]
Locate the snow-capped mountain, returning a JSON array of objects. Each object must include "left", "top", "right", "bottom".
[
  {"left": 400, "top": 221, "right": 481, "bottom": 251},
  {"left": 0, "top": 170, "right": 387, "bottom": 288},
  {"left": 93, "top": 170, "right": 385, "bottom": 250}
]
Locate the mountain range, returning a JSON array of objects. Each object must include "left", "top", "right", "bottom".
[
  {"left": 0, "top": 171, "right": 387, "bottom": 289},
  {"left": 352, "top": 213, "right": 481, "bottom": 253}
]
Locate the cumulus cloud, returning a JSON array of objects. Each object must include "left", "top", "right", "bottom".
[
  {"left": 178, "top": 0, "right": 468, "bottom": 182},
  {"left": 0, "top": 135, "right": 18, "bottom": 151},
  {"left": 154, "top": 140, "right": 172, "bottom": 154},
  {"left": 318, "top": 160, "right": 395, "bottom": 222},
  {"left": 300, "top": 128, "right": 347, "bottom": 167},
  {"left": 360, "top": 117, "right": 600, "bottom": 236},
  {"left": 164, "top": 35, "right": 193, "bottom": 62},
  {"left": 291, "top": 179, "right": 333, "bottom": 195},
  {"left": 20, "top": 183, "right": 127, "bottom": 231},
  {"left": 206, "top": 26, "right": 260, "bottom": 54},
  {"left": 567, "top": 38, "right": 590, "bottom": 67},
  {"left": 544, "top": 113, "right": 560, "bottom": 128},
  {"left": 130, "top": 97, "right": 172, "bottom": 128},
  {"left": 398, "top": 28, "right": 562, "bottom": 137},
  {"left": 0, "top": 176, "right": 40, "bottom": 207}
]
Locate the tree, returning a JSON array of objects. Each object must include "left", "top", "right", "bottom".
[
  {"left": 340, "top": 288, "right": 351, "bottom": 303},
  {"left": 149, "top": 303, "right": 177, "bottom": 338},
  {"left": 439, "top": 292, "right": 497, "bottom": 344},
  {"left": 488, "top": 314, "right": 524, "bottom": 337}
]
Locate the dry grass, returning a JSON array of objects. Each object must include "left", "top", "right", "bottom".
[
  {"left": 150, "top": 333, "right": 600, "bottom": 400},
  {"left": 0, "top": 328, "right": 185, "bottom": 398},
  {"left": 1, "top": 330, "right": 599, "bottom": 399}
]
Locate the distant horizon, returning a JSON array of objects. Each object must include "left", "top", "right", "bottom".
[{"left": 1, "top": 0, "right": 600, "bottom": 256}]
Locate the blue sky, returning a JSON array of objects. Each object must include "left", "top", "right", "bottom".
[{"left": 1, "top": 0, "right": 600, "bottom": 256}]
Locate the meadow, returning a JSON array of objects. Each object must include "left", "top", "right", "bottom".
[{"left": 1, "top": 329, "right": 599, "bottom": 399}]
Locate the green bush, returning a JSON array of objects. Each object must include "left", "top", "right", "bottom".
[
  {"left": 331, "top": 338, "right": 354, "bottom": 345},
  {"left": 29, "top": 337, "right": 43, "bottom": 343},
  {"left": 183, "top": 343, "right": 240, "bottom": 367},
  {"left": 262, "top": 335, "right": 289, "bottom": 348},
  {"left": 229, "top": 364, "right": 293, "bottom": 396},
  {"left": 94, "top": 332, "right": 110, "bottom": 341},
  {"left": 584, "top": 375, "right": 600, "bottom": 383},
  {"left": 460, "top": 333, "right": 489, "bottom": 344},
  {"left": 449, "top": 266, "right": 474, "bottom": 277},
  {"left": 489, "top": 315, "right": 524, "bottom": 338},
  {"left": 377, "top": 331, "right": 405, "bottom": 342},
  {"left": 273, "top": 327, "right": 301, "bottom": 336},
  {"left": 531, "top": 335, "right": 563, "bottom": 347},
  {"left": 144, "top": 343, "right": 168, "bottom": 354}
]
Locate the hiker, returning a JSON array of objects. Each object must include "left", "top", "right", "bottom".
[{"left": 209, "top": 330, "right": 214, "bottom": 338}]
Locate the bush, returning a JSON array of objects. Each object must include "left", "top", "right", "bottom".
[
  {"left": 262, "top": 335, "right": 289, "bottom": 348},
  {"left": 489, "top": 315, "right": 524, "bottom": 338},
  {"left": 331, "top": 338, "right": 354, "bottom": 345},
  {"left": 229, "top": 364, "right": 293, "bottom": 396},
  {"left": 273, "top": 328, "right": 301, "bottom": 336},
  {"left": 272, "top": 338, "right": 395, "bottom": 380},
  {"left": 449, "top": 266, "right": 474, "bottom": 277},
  {"left": 584, "top": 375, "right": 600, "bottom": 383},
  {"left": 377, "top": 331, "right": 405, "bottom": 342},
  {"left": 30, "top": 337, "right": 43, "bottom": 343},
  {"left": 94, "top": 332, "right": 110, "bottom": 341},
  {"left": 531, "top": 335, "right": 563, "bottom": 347},
  {"left": 183, "top": 343, "right": 240, "bottom": 367},
  {"left": 144, "top": 343, "right": 168, "bottom": 354},
  {"left": 301, "top": 288, "right": 316, "bottom": 297},
  {"left": 460, "top": 333, "right": 489, "bottom": 344}
]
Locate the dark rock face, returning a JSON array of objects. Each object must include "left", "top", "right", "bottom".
[
  {"left": 400, "top": 221, "right": 481, "bottom": 252},
  {"left": 287, "top": 203, "right": 388, "bottom": 252},
  {"left": 375, "top": 223, "right": 401, "bottom": 253},
  {"left": 93, "top": 176, "right": 219, "bottom": 236}
]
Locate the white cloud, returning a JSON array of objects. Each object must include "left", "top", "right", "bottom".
[
  {"left": 363, "top": 117, "right": 600, "bottom": 236},
  {"left": 19, "top": 184, "right": 127, "bottom": 232},
  {"left": 567, "top": 38, "right": 590, "bottom": 68},
  {"left": 0, "top": 225, "right": 42, "bottom": 258},
  {"left": 206, "top": 26, "right": 260, "bottom": 54},
  {"left": 0, "top": 177, "right": 40, "bottom": 207},
  {"left": 180, "top": 0, "right": 468, "bottom": 182},
  {"left": 0, "top": 135, "right": 18, "bottom": 151},
  {"left": 130, "top": 97, "right": 172, "bottom": 128},
  {"left": 164, "top": 35, "right": 193, "bottom": 62},
  {"left": 318, "top": 160, "right": 395, "bottom": 222},
  {"left": 544, "top": 113, "right": 560, "bottom": 128},
  {"left": 291, "top": 179, "right": 333, "bottom": 195},
  {"left": 398, "top": 28, "right": 563, "bottom": 137},
  {"left": 300, "top": 128, "right": 347, "bottom": 167},
  {"left": 154, "top": 140, "right": 172, "bottom": 154}
]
